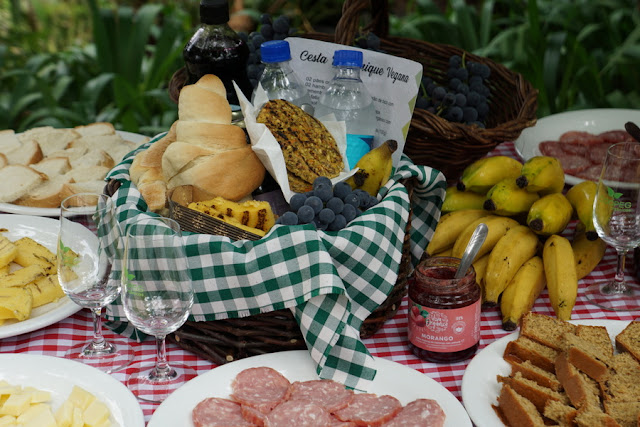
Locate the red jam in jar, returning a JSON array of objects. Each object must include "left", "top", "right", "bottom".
[{"left": 407, "top": 256, "right": 481, "bottom": 363}]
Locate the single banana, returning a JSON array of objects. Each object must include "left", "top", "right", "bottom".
[
  {"left": 433, "top": 248, "right": 453, "bottom": 257},
  {"left": 516, "top": 156, "right": 565, "bottom": 195},
  {"left": 457, "top": 155, "right": 523, "bottom": 194},
  {"left": 346, "top": 139, "right": 397, "bottom": 196},
  {"left": 526, "top": 193, "right": 573, "bottom": 236},
  {"left": 426, "top": 209, "right": 491, "bottom": 256},
  {"left": 543, "top": 234, "right": 578, "bottom": 320},
  {"left": 572, "top": 225, "right": 607, "bottom": 280},
  {"left": 472, "top": 252, "right": 491, "bottom": 293},
  {"left": 483, "top": 225, "right": 540, "bottom": 307},
  {"left": 441, "top": 187, "right": 486, "bottom": 212},
  {"left": 483, "top": 178, "right": 540, "bottom": 217},
  {"left": 451, "top": 215, "right": 520, "bottom": 260},
  {"left": 500, "top": 256, "right": 546, "bottom": 331},
  {"left": 565, "top": 180, "right": 612, "bottom": 241}
]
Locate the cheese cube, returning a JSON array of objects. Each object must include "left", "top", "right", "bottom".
[
  {"left": 67, "top": 385, "right": 95, "bottom": 411},
  {"left": 22, "top": 386, "right": 51, "bottom": 403},
  {"left": 0, "top": 392, "right": 30, "bottom": 416},
  {"left": 71, "top": 407, "right": 84, "bottom": 427},
  {"left": 82, "top": 400, "right": 110, "bottom": 427},
  {"left": 0, "top": 415, "right": 16, "bottom": 427},
  {"left": 54, "top": 399, "right": 75, "bottom": 427},
  {"left": 16, "top": 403, "right": 56, "bottom": 426},
  {"left": 0, "top": 386, "right": 19, "bottom": 397}
]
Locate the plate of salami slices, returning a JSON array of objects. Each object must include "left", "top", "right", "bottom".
[
  {"left": 148, "top": 350, "right": 472, "bottom": 427},
  {"left": 514, "top": 108, "right": 640, "bottom": 187}
]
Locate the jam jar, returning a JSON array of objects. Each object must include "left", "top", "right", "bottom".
[{"left": 407, "top": 256, "right": 481, "bottom": 363}]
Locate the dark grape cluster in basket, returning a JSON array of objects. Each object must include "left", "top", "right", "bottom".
[
  {"left": 415, "top": 54, "right": 492, "bottom": 128},
  {"left": 354, "top": 32, "right": 383, "bottom": 52},
  {"left": 276, "top": 176, "right": 379, "bottom": 231},
  {"left": 239, "top": 14, "right": 299, "bottom": 90}
]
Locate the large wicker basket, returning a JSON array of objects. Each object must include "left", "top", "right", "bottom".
[{"left": 303, "top": 0, "right": 538, "bottom": 180}]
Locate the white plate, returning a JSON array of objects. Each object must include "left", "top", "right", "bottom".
[
  {"left": 514, "top": 108, "right": 640, "bottom": 187},
  {"left": 149, "top": 350, "right": 472, "bottom": 427},
  {"left": 461, "top": 319, "right": 630, "bottom": 427},
  {"left": 0, "top": 214, "right": 82, "bottom": 338},
  {"left": 0, "top": 353, "right": 144, "bottom": 426},
  {"left": 0, "top": 130, "right": 149, "bottom": 217}
]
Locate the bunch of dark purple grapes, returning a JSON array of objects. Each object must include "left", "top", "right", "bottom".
[
  {"left": 415, "top": 54, "right": 492, "bottom": 128},
  {"left": 239, "top": 14, "right": 299, "bottom": 90},
  {"left": 353, "top": 32, "right": 382, "bottom": 51},
  {"left": 276, "top": 177, "right": 379, "bottom": 231}
]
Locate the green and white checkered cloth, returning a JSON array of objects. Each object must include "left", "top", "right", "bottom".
[{"left": 104, "top": 133, "right": 446, "bottom": 390}]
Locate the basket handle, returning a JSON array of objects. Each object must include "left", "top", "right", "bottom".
[{"left": 334, "top": 0, "right": 389, "bottom": 46}]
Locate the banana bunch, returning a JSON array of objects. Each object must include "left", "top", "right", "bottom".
[
  {"left": 426, "top": 209, "right": 490, "bottom": 256},
  {"left": 500, "top": 256, "right": 546, "bottom": 331},
  {"left": 346, "top": 139, "right": 397, "bottom": 196},
  {"left": 572, "top": 224, "right": 607, "bottom": 280},
  {"left": 441, "top": 187, "right": 486, "bottom": 212},
  {"left": 483, "top": 178, "right": 540, "bottom": 217},
  {"left": 526, "top": 193, "right": 573, "bottom": 236},
  {"left": 543, "top": 234, "right": 578, "bottom": 320},
  {"left": 457, "top": 156, "right": 523, "bottom": 193},
  {"left": 451, "top": 215, "right": 520, "bottom": 260}
]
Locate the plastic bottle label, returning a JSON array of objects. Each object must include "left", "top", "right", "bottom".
[
  {"left": 407, "top": 298, "right": 481, "bottom": 353},
  {"left": 346, "top": 134, "right": 374, "bottom": 169}
]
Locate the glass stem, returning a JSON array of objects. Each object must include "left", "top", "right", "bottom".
[
  {"left": 89, "top": 307, "right": 106, "bottom": 350},
  {"left": 611, "top": 249, "right": 629, "bottom": 293},
  {"left": 153, "top": 335, "right": 171, "bottom": 379}
]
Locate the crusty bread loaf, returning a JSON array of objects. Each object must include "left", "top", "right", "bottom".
[
  {"left": 178, "top": 84, "right": 232, "bottom": 124},
  {"left": 0, "top": 165, "right": 47, "bottom": 203}
]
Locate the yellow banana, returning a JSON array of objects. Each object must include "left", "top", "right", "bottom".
[
  {"left": 472, "top": 252, "right": 491, "bottom": 293},
  {"left": 483, "top": 225, "right": 540, "bottom": 307},
  {"left": 426, "top": 209, "right": 491, "bottom": 256},
  {"left": 572, "top": 225, "right": 607, "bottom": 280},
  {"left": 543, "top": 234, "right": 578, "bottom": 320},
  {"left": 526, "top": 193, "right": 573, "bottom": 236},
  {"left": 483, "top": 178, "right": 540, "bottom": 216},
  {"left": 565, "top": 180, "right": 612, "bottom": 241},
  {"left": 516, "top": 156, "right": 565, "bottom": 195},
  {"left": 500, "top": 256, "right": 546, "bottom": 331},
  {"left": 441, "top": 187, "right": 486, "bottom": 212},
  {"left": 451, "top": 215, "right": 520, "bottom": 260},
  {"left": 346, "top": 139, "right": 397, "bottom": 196},
  {"left": 433, "top": 248, "right": 453, "bottom": 257},
  {"left": 457, "top": 155, "right": 523, "bottom": 194}
]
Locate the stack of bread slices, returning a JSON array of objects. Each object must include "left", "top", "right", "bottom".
[
  {"left": 495, "top": 312, "right": 640, "bottom": 427},
  {"left": 0, "top": 123, "right": 148, "bottom": 208}
]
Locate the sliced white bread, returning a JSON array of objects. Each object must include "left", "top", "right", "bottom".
[
  {"left": 16, "top": 126, "right": 54, "bottom": 143},
  {"left": 14, "top": 174, "right": 73, "bottom": 208},
  {"left": 30, "top": 157, "right": 72, "bottom": 178},
  {"left": 30, "top": 128, "right": 80, "bottom": 157},
  {"left": 106, "top": 140, "right": 138, "bottom": 164},
  {"left": 0, "top": 165, "right": 47, "bottom": 203},
  {"left": 73, "top": 122, "right": 115, "bottom": 137},
  {"left": 60, "top": 180, "right": 106, "bottom": 200},
  {"left": 0, "top": 153, "right": 7, "bottom": 169},
  {"left": 47, "top": 140, "right": 89, "bottom": 163},
  {"left": 0, "top": 130, "right": 22, "bottom": 154},
  {"left": 69, "top": 149, "right": 114, "bottom": 170},
  {"left": 65, "top": 166, "right": 111, "bottom": 183},
  {"left": 5, "top": 139, "right": 44, "bottom": 165}
]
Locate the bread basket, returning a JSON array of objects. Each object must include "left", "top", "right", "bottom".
[{"left": 301, "top": 0, "right": 538, "bottom": 180}]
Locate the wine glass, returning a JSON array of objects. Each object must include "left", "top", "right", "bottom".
[
  {"left": 585, "top": 141, "right": 640, "bottom": 311},
  {"left": 57, "top": 192, "right": 135, "bottom": 372},
  {"left": 121, "top": 216, "right": 196, "bottom": 402}
]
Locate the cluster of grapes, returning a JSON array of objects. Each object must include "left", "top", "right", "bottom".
[
  {"left": 276, "top": 177, "right": 379, "bottom": 231},
  {"left": 353, "top": 32, "right": 382, "bottom": 52},
  {"left": 240, "top": 14, "right": 299, "bottom": 89},
  {"left": 415, "top": 55, "right": 492, "bottom": 128}
]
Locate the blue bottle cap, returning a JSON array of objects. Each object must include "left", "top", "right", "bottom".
[
  {"left": 261, "top": 40, "right": 292, "bottom": 63},
  {"left": 333, "top": 50, "right": 363, "bottom": 67}
]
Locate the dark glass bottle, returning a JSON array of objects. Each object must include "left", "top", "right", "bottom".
[
  {"left": 183, "top": 0, "right": 253, "bottom": 106},
  {"left": 407, "top": 256, "right": 482, "bottom": 363}
]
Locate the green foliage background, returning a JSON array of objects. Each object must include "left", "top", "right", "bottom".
[{"left": 1, "top": 0, "right": 638, "bottom": 135}]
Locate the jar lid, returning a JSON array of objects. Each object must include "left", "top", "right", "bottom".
[
  {"left": 261, "top": 40, "right": 292, "bottom": 63},
  {"left": 200, "top": 0, "right": 229, "bottom": 25},
  {"left": 333, "top": 50, "right": 363, "bottom": 67}
]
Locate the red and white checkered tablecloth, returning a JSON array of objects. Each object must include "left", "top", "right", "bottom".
[{"left": 0, "top": 141, "right": 638, "bottom": 425}]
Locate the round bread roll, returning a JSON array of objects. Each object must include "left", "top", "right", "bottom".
[{"left": 178, "top": 85, "right": 232, "bottom": 124}]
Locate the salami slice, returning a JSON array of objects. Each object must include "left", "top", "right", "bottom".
[
  {"left": 333, "top": 394, "right": 402, "bottom": 427},
  {"left": 285, "top": 380, "right": 355, "bottom": 412},
  {"left": 264, "top": 400, "right": 334, "bottom": 427},
  {"left": 588, "top": 142, "right": 612, "bottom": 165},
  {"left": 241, "top": 405, "right": 267, "bottom": 426},
  {"left": 559, "top": 131, "right": 601, "bottom": 145},
  {"left": 559, "top": 154, "right": 592, "bottom": 175},
  {"left": 231, "top": 367, "right": 291, "bottom": 414},
  {"left": 381, "top": 399, "right": 446, "bottom": 427},
  {"left": 192, "top": 397, "right": 256, "bottom": 427},
  {"left": 538, "top": 140, "right": 566, "bottom": 158},
  {"left": 574, "top": 164, "right": 603, "bottom": 181},
  {"left": 598, "top": 130, "right": 633, "bottom": 143}
]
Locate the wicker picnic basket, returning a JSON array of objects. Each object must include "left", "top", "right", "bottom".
[{"left": 303, "top": 0, "right": 539, "bottom": 180}]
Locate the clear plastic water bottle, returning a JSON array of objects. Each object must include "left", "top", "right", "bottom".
[
  {"left": 253, "top": 40, "right": 313, "bottom": 111},
  {"left": 314, "top": 50, "right": 377, "bottom": 169}
]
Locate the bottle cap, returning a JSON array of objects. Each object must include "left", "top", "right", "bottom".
[
  {"left": 261, "top": 40, "right": 292, "bottom": 63},
  {"left": 200, "top": 0, "right": 229, "bottom": 25},
  {"left": 333, "top": 50, "right": 363, "bottom": 67}
]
